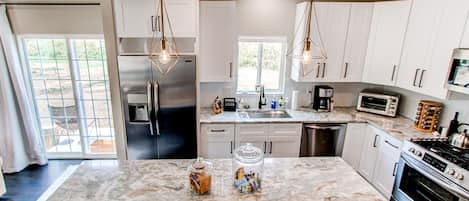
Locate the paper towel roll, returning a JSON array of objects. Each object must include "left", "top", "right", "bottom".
[{"left": 291, "top": 90, "right": 300, "bottom": 110}]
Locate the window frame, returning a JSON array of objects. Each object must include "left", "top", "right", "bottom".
[
  {"left": 17, "top": 34, "right": 116, "bottom": 159},
  {"left": 235, "top": 36, "right": 287, "bottom": 95}
]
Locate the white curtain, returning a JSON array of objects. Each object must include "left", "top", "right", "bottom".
[{"left": 0, "top": 5, "right": 47, "bottom": 173}]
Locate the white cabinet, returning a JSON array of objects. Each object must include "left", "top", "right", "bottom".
[
  {"left": 199, "top": 1, "right": 235, "bottom": 82},
  {"left": 200, "top": 124, "right": 235, "bottom": 158},
  {"left": 114, "top": 0, "right": 197, "bottom": 38},
  {"left": 362, "top": 1, "right": 411, "bottom": 86},
  {"left": 0, "top": 158, "right": 5, "bottom": 196},
  {"left": 397, "top": 0, "right": 469, "bottom": 99},
  {"left": 291, "top": 2, "right": 351, "bottom": 82},
  {"left": 235, "top": 123, "right": 302, "bottom": 157},
  {"left": 358, "top": 125, "right": 382, "bottom": 181},
  {"left": 342, "top": 123, "right": 367, "bottom": 170},
  {"left": 372, "top": 131, "right": 402, "bottom": 199},
  {"left": 341, "top": 4, "right": 373, "bottom": 82}
]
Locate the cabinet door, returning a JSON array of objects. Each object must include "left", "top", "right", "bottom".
[
  {"left": 200, "top": 124, "right": 235, "bottom": 158},
  {"left": 199, "top": 1, "right": 235, "bottom": 82},
  {"left": 341, "top": 3, "right": 373, "bottom": 82},
  {"left": 235, "top": 124, "right": 268, "bottom": 154},
  {"left": 372, "top": 133, "right": 402, "bottom": 199},
  {"left": 342, "top": 123, "right": 367, "bottom": 170},
  {"left": 419, "top": 0, "right": 469, "bottom": 99},
  {"left": 164, "top": 0, "right": 197, "bottom": 37},
  {"left": 362, "top": 1, "right": 411, "bottom": 86},
  {"left": 267, "top": 123, "right": 302, "bottom": 157},
  {"left": 358, "top": 125, "right": 381, "bottom": 181},
  {"left": 114, "top": 0, "right": 156, "bottom": 38}
]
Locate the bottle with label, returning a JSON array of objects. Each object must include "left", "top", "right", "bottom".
[{"left": 278, "top": 96, "right": 285, "bottom": 109}]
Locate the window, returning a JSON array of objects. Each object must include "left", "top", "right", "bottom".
[
  {"left": 236, "top": 37, "right": 286, "bottom": 94},
  {"left": 21, "top": 36, "right": 115, "bottom": 158}
]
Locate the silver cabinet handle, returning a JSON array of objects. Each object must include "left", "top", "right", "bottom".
[
  {"left": 154, "top": 81, "right": 160, "bottom": 136},
  {"left": 419, "top": 69, "right": 426, "bottom": 88},
  {"left": 373, "top": 134, "right": 379, "bottom": 147},
  {"left": 343, "top": 62, "right": 348, "bottom": 78},
  {"left": 151, "top": 16, "right": 155, "bottom": 32},
  {"left": 385, "top": 140, "right": 399, "bottom": 149},
  {"left": 147, "top": 81, "right": 154, "bottom": 135},
  {"left": 264, "top": 141, "right": 267, "bottom": 154},
  {"left": 322, "top": 62, "right": 326, "bottom": 78},
  {"left": 229, "top": 62, "right": 233, "bottom": 78},
  {"left": 157, "top": 15, "right": 161, "bottom": 32},
  {"left": 391, "top": 65, "right": 397, "bottom": 81},
  {"left": 230, "top": 141, "right": 233, "bottom": 154},
  {"left": 316, "top": 63, "right": 321, "bottom": 78},
  {"left": 413, "top": 68, "right": 421, "bottom": 86},
  {"left": 305, "top": 125, "right": 342, "bottom": 130},
  {"left": 209, "top": 129, "right": 225, "bottom": 132},
  {"left": 269, "top": 141, "right": 273, "bottom": 154},
  {"left": 392, "top": 162, "right": 398, "bottom": 176}
]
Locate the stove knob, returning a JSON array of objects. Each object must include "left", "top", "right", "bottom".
[
  {"left": 415, "top": 151, "right": 422, "bottom": 157},
  {"left": 456, "top": 173, "right": 464, "bottom": 180},
  {"left": 409, "top": 148, "right": 416, "bottom": 153},
  {"left": 448, "top": 168, "right": 456, "bottom": 175}
]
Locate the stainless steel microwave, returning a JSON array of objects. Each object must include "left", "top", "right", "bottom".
[
  {"left": 447, "top": 48, "right": 469, "bottom": 95},
  {"left": 357, "top": 90, "right": 400, "bottom": 117}
]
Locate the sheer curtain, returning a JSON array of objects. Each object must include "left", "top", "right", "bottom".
[{"left": 0, "top": 5, "right": 47, "bottom": 173}]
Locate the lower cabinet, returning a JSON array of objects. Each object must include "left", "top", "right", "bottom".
[
  {"left": 342, "top": 123, "right": 367, "bottom": 169},
  {"left": 358, "top": 125, "right": 382, "bottom": 181},
  {"left": 200, "top": 124, "right": 235, "bottom": 158}
]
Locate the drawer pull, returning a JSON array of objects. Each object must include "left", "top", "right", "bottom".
[
  {"left": 210, "top": 129, "right": 225, "bottom": 133},
  {"left": 385, "top": 140, "right": 399, "bottom": 149}
]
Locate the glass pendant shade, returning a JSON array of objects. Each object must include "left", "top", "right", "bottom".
[{"left": 149, "top": 0, "right": 179, "bottom": 76}]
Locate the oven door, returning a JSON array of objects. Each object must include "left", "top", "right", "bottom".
[{"left": 392, "top": 153, "right": 469, "bottom": 201}]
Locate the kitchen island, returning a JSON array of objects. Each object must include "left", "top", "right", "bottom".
[{"left": 47, "top": 157, "right": 385, "bottom": 201}]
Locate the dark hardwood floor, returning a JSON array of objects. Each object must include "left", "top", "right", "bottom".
[{"left": 0, "top": 160, "right": 83, "bottom": 201}]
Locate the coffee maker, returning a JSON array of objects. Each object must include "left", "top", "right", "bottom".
[{"left": 313, "top": 85, "right": 334, "bottom": 112}]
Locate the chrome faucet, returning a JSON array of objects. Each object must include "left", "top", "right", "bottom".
[{"left": 258, "top": 84, "right": 266, "bottom": 109}]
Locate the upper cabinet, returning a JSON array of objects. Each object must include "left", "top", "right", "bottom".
[
  {"left": 199, "top": 1, "right": 236, "bottom": 82},
  {"left": 396, "top": 0, "right": 469, "bottom": 99},
  {"left": 362, "top": 0, "right": 411, "bottom": 86},
  {"left": 114, "top": 0, "right": 197, "bottom": 38},
  {"left": 291, "top": 2, "right": 373, "bottom": 83}
]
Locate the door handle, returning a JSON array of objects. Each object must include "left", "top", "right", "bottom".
[
  {"left": 343, "top": 62, "right": 348, "bottom": 78},
  {"left": 157, "top": 15, "right": 161, "bottom": 32},
  {"left": 316, "top": 63, "right": 321, "bottom": 78},
  {"left": 372, "top": 134, "right": 378, "bottom": 147},
  {"left": 229, "top": 62, "right": 233, "bottom": 78},
  {"left": 264, "top": 141, "right": 267, "bottom": 154},
  {"left": 392, "top": 162, "right": 398, "bottom": 176},
  {"left": 151, "top": 16, "right": 155, "bottom": 32},
  {"left": 391, "top": 65, "right": 397, "bottom": 81},
  {"left": 230, "top": 141, "right": 233, "bottom": 154},
  {"left": 413, "top": 68, "right": 421, "bottom": 86},
  {"left": 418, "top": 69, "right": 426, "bottom": 88},
  {"left": 322, "top": 62, "right": 326, "bottom": 78},
  {"left": 269, "top": 141, "right": 273, "bottom": 154},
  {"left": 154, "top": 81, "right": 160, "bottom": 136},
  {"left": 147, "top": 81, "right": 154, "bottom": 136}
]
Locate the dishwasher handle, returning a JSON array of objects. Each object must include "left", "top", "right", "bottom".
[{"left": 304, "top": 125, "right": 343, "bottom": 130}]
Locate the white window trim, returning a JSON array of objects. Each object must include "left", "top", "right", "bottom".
[{"left": 235, "top": 36, "right": 287, "bottom": 95}]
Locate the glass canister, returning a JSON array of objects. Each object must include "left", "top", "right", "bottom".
[
  {"left": 188, "top": 157, "right": 212, "bottom": 195},
  {"left": 233, "top": 143, "right": 264, "bottom": 193}
]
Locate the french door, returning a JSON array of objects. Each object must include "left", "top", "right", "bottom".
[{"left": 20, "top": 36, "right": 116, "bottom": 158}]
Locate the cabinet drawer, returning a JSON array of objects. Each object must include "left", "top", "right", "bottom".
[
  {"left": 236, "top": 124, "right": 268, "bottom": 136},
  {"left": 269, "top": 123, "right": 302, "bottom": 136},
  {"left": 202, "top": 124, "right": 234, "bottom": 142}
]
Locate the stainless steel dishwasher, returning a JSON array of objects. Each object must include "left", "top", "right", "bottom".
[{"left": 300, "top": 124, "right": 346, "bottom": 156}]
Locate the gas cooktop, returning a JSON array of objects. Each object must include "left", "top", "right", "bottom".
[{"left": 412, "top": 139, "right": 469, "bottom": 171}]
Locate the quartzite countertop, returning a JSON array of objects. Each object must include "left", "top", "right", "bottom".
[
  {"left": 47, "top": 157, "right": 385, "bottom": 201},
  {"left": 200, "top": 107, "right": 437, "bottom": 141}
]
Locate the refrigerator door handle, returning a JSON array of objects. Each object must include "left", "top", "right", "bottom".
[
  {"left": 147, "top": 81, "right": 154, "bottom": 136},
  {"left": 154, "top": 81, "right": 160, "bottom": 136}
]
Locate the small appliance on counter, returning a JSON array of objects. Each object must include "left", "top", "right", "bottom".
[
  {"left": 447, "top": 48, "right": 469, "bottom": 95},
  {"left": 356, "top": 89, "right": 400, "bottom": 117},
  {"left": 312, "top": 85, "right": 333, "bottom": 112},
  {"left": 223, "top": 98, "right": 237, "bottom": 112},
  {"left": 414, "top": 100, "right": 442, "bottom": 133}
]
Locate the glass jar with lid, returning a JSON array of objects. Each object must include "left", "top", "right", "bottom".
[
  {"left": 188, "top": 157, "right": 212, "bottom": 195},
  {"left": 233, "top": 143, "right": 264, "bottom": 193}
]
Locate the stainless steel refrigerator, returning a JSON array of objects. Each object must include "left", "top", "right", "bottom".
[{"left": 118, "top": 55, "right": 197, "bottom": 159}]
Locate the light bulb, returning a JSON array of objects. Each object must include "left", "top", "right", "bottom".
[
  {"left": 302, "top": 49, "right": 311, "bottom": 64},
  {"left": 159, "top": 49, "right": 170, "bottom": 65}
]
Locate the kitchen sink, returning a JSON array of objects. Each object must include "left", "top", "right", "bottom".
[{"left": 238, "top": 110, "right": 291, "bottom": 119}]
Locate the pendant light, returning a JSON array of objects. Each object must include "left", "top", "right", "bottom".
[
  {"left": 287, "top": 0, "right": 326, "bottom": 74},
  {"left": 149, "top": 0, "right": 179, "bottom": 75}
]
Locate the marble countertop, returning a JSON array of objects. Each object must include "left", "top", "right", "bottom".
[
  {"left": 47, "top": 157, "right": 385, "bottom": 201},
  {"left": 200, "top": 107, "right": 438, "bottom": 141}
]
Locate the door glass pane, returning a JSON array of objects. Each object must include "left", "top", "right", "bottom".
[{"left": 237, "top": 42, "right": 259, "bottom": 92}]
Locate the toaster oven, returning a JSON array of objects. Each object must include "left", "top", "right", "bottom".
[{"left": 357, "top": 90, "right": 400, "bottom": 117}]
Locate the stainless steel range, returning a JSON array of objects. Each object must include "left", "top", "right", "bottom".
[{"left": 393, "top": 139, "right": 469, "bottom": 201}]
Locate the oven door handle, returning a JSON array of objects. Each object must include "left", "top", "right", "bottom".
[{"left": 401, "top": 154, "right": 469, "bottom": 198}]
